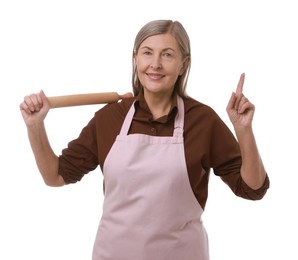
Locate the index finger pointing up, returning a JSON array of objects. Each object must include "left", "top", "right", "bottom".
[{"left": 236, "top": 73, "right": 245, "bottom": 97}]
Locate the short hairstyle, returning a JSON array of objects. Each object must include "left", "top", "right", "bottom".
[{"left": 132, "top": 20, "right": 191, "bottom": 97}]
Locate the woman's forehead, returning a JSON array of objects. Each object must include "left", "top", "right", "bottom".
[{"left": 139, "top": 33, "right": 179, "bottom": 51}]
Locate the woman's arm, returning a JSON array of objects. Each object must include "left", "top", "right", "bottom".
[
  {"left": 226, "top": 73, "right": 267, "bottom": 189},
  {"left": 20, "top": 90, "right": 65, "bottom": 187}
]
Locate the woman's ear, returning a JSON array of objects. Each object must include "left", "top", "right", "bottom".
[
  {"left": 133, "top": 51, "right": 137, "bottom": 62},
  {"left": 179, "top": 56, "right": 190, "bottom": 76}
]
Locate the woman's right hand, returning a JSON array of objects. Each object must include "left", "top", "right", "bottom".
[{"left": 20, "top": 90, "right": 50, "bottom": 127}]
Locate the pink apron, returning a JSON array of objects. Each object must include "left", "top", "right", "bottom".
[{"left": 92, "top": 96, "right": 209, "bottom": 260}]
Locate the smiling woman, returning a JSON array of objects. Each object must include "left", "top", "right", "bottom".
[
  {"left": 134, "top": 33, "right": 189, "bottom": 119},
  {"left": 19, "top": 19, "right": 269, "bottom": 260}
]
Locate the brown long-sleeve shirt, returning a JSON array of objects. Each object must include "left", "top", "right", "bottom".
[{"left": 58, "top": 92, "right": 269, "bottom": 210}]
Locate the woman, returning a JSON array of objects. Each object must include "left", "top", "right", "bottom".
[{"left": 20, "top": 20, "right": 269, "bottom": 260}]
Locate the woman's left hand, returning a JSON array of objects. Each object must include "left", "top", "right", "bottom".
[{"left": 226, "top": 73, "right": 255, "bottom": 129}]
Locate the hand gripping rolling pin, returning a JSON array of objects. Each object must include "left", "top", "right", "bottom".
[{"left": 48, "top": 92, "right": 133, "bottom": 108}]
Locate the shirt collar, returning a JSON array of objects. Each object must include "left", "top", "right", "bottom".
[{"left": 135, "top": 90, "right": 178, "bottom": 123}]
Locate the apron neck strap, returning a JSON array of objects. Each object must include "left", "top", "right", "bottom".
[
  {"left": 120, "top": 95, "right": 185, "bottom": 137},
  {"left": 173, "top": 95, "right": 184, "bottom": 138}
]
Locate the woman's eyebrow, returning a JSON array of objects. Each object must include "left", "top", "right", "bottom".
[{"left": 140, "top": 46, "right": 176, "bottom": 52}]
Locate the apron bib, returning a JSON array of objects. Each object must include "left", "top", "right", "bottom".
[{"left": 92, "top": 96, "right": 209, "bottom": 260}]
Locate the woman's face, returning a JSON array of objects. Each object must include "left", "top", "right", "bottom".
[{"left": 135, "top": 33, "right": 186, "bottom": 97}]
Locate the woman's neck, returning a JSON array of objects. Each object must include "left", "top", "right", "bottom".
[{"left": 144, "top": 90, "right": 174, "bottom": 120}]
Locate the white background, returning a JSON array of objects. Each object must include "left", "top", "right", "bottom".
[{"left": 1, "top": 0, "right": 297, "bottom": 259}]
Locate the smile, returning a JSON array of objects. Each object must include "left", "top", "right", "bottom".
[{"left": 147, "top": 73, "right": 164, "bottom": 80}]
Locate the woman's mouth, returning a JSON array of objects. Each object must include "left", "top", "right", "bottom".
[{"left": 147, "top": 73, "right": 164, "bottom": 80}]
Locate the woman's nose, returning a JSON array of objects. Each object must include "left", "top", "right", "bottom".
[{"left": 150, "top": 55, "right": 162, "bottom": 69}]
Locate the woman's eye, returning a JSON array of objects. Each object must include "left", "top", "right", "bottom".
[{"left": 163, "top": 53, "right": 172, "bottom": 57}]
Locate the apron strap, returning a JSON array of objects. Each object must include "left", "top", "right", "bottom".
[
  {"left": 120, "top": 95, "right": 185, "bottom": 138},
  {"left": 173, "top": 95, "right": 184, "bottom": 138},
  {"left": 119, "top": 101, "right": 136, "bottom": 136}
]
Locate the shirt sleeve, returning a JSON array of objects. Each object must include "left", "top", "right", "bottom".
[
  {"left": 58, "top": 116, "right": 99, "bottom": 184},
  {"left": 207, "top": 111, "right": 270, "bottom": 200}
]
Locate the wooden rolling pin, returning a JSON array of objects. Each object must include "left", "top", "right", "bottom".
[{"left": 48, "top": 92, "right": 133, "bottom": 108}]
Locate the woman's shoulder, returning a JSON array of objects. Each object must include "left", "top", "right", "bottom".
[
  {"left": 182, "top": 96, "right": 218, "bottom": 118},
  {"left": 95, "top": 96, "right": 135, "bottom": 118}
]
